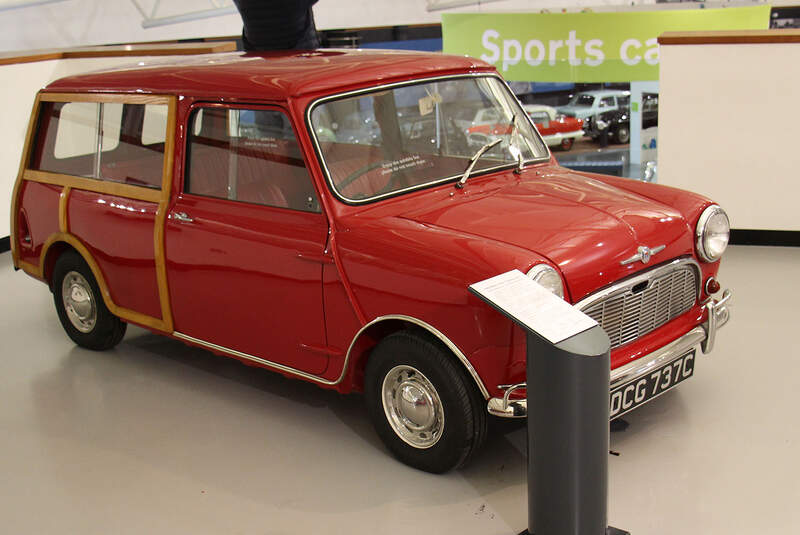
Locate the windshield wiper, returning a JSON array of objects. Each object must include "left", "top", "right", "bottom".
[
  {"left": 507, "top": 113, "right": 525, "bottom": 174},
  {"left": 455, "top": 138, "right": 502, "bottom": 189}
]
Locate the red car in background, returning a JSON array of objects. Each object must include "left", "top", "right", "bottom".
[
  {"left": 524, "top": 104, "right": 585, "bottom": 151},
  {"left": 11, "top": 50, "right": 732, "bottom": 473}
]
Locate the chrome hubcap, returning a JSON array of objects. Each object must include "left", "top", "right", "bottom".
[
  {"left": 61, "top": 271, "right": 97, "bottom": 333},
  {"left": 382, "top": 365, "right": 444, "bottom": 449}
]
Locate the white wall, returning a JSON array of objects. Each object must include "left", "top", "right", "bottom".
[
  {"left": 658, "top": 41, "right": 800, "bottom": 231},
  {"left": 0, "top": 0, "right": 664, "bottom": 52}
]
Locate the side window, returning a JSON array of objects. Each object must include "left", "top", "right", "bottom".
[
  {"left": 30, "top": 100, "right": 167, "bottom": 189},
  {"left": 600, "top": 96, "right": 615, "bottom": 108},
  {"left": 185, "top": 106, "right": 320, "bottom": 212}
]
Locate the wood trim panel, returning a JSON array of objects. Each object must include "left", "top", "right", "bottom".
[
  {"left": 59, "top": 186, "right": 71, "bottom": 233},
  {"left": 153, "top": 97, "right": 178, "bottom": 332},
  {"left": 0, "top": 41, "right": 237, "bottom": 66},
  {"left": 23, "top": 170, "right": 163, "bottom": 203},
  {"left": 10, "top": 93, "right": 42, "bottom": 269},
  {"left": 659, "top": 30, "right": 800, "bottom": 46},
  {"left": 40, "top": 92, "right": 171, "bottom": 105},
  {"left": 38, "top": 233, "right": 172, "bottom": 333},
  {"left": 15, "top": 93, "right": 181, "bottom": 334}
]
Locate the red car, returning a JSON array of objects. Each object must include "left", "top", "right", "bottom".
[
  {"left": 11, "top": 50, "right": 731, "bottom": 473},
  {"left": 524, "top": 104, "right": 585, "bottom": 151}
]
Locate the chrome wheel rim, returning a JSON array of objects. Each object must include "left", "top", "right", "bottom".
[
  {"left": 61, "top": 271, "right": 97, "bottom": 333},
  {"left": 381, "top": 365, "right": 444, "bottom": 449}
]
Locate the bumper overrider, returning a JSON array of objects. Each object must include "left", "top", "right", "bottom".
[{"left": 487, "top": 289, "right": 732, "bottom": 418}]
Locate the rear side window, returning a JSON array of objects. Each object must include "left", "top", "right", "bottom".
[
  {"left": 30, "top": 100, "right": 168, "bottom": 189},
  {"left": 185, "top": 106, "right": 320, "bottom": 212}
]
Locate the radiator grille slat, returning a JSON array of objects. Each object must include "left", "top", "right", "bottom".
[{"left": 580, "top": 264, "right": 698, "bottom": 350}]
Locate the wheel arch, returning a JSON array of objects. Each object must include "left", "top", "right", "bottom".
[
  {"left": 345, "top": 315, "right": 490, "bottom": 400},
  {"left": 42, "top": 237, "right": 111, "bottom": 308},
  {"left": 38, "top": 232, "right": 172, "bottom": 333}
]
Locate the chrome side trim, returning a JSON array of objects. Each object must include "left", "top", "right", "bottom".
[
  {"left": 575, "top": 257, "right": 702, "bottom": 311},
  {"left": 344, "top": 314, "right": 491, "bottom": 400},
  {"left": 488, "top": 287, "right": 732, "bottom": 418},
  {"left": 174, "top": 313, "right": 491, "bottom": 399},
  {"left": 173, "top": 331, "right": 346, "bottom": 386}
]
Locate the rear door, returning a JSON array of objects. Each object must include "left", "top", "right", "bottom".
[{"left": 165, "top": 103, "right": 330, "bottom": 375}]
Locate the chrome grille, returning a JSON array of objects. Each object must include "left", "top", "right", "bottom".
[{"left": 579, "top": 261, "right": 699, "bottom": 350}]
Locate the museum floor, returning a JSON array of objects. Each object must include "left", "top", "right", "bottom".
[{"left": 1, "top": 245, "right": 797, "bottom": 534}]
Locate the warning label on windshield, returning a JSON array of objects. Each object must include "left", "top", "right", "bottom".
[{"left": 381, "top": 154, "right": 428, "bottom": 175}]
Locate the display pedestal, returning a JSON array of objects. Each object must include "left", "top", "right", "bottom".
[
  {"left": 469, "top": 270, "right": 630, "bottom": 535},
  {"left": 519, "top": 527, "right": 630, "bottom": 535}
]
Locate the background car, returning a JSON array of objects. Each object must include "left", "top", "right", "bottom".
[
  {"left": 557, "top": 89, "right": 630, "bottom": 131},
  {"left": 586, "top": 93, "right": 658, "bottom": 145},
  {"left": 523, "top": 104, "right": 584, "bottom": 151}
]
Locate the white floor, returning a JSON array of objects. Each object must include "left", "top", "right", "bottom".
[{"left": 1, "top": 245, "right": 798, "bottom": 534}]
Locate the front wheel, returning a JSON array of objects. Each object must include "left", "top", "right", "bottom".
[
  {"left": 52, "top": 251, "right": 126, "bottom": 350},
  {"left": 559, "top": 137, "right": 574, "bottom": 151},
  {"left": 364, "top": 330, "right": 487, "bottom": 473},
  {"left": 615, "top": 125, "right": 630, "bottom": 144}
]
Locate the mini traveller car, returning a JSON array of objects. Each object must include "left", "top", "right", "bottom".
[{"left": 11, "top": 50, "right": 732, "bottom": 473}]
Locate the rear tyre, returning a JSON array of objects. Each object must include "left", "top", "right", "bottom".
[
  {"left": 364, "top": 330, "right": 487, "bottom": 473},
  {"left": 52, "top": 251, "right": 127, "bottom": 350}
]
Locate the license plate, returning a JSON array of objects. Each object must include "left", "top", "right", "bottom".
[{"left": 610, "top": 350, "right": 696, "bottom": 419}]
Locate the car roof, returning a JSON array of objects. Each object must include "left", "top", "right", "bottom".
[
  {"left": 43, "top": 49, "right": 495, "bottom": 100},
  {"left": 523, "top": 104, "right": 555, "bottom": 113},
  {"left": 576, "top": 89, "right": 630, "bottom": 97}
]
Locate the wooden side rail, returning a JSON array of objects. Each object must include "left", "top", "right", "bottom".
[
  {"left": 659, "top": 29, "right": 800, "bottom": 46},
  {"left": 0, "top": 41, "right": 237, "bottom": 66}
]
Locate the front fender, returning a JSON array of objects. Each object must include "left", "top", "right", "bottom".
[{"left": 334, "top": 216, "right": 546, "bottom": 397}]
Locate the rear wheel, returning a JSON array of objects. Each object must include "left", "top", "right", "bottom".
[
  {"left": 364, "top": 330, "right": 487, "bottom": 473},
  {"left": 52, "top": 251, "right": 126, "bottom": 350}
]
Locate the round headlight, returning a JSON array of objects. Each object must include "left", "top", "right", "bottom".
[
  {"left": 526, "top": 264, "right": 565, "bottom": 299},
  {"left": 696, "top": 205, "right": 730, "bottom": 262}
]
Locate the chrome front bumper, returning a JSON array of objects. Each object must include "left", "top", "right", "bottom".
[{"left": 487, "top": 289, "right": 732, "bottom": 418}]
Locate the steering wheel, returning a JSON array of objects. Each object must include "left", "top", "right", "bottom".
[{"left": 336, "top": 161, "right": 386, "bottom": 192}]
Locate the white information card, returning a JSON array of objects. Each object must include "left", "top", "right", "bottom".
[{"left": 469, "top": 269, "right": 598, "bottom": 345}]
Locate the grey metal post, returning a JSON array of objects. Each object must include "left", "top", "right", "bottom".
[
  {"left": 523, "top": 325, "right": 626, "bottom": 535},
  {"left": 467, "top": 271, "right": 629, "bottom": 535}
]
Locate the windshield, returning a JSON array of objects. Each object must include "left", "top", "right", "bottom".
[
  {"left": 310, "top": 76, "right": 548, "bottom": 202},
  {"left": 573, "top": 94, "right": 595, "bottom": 107}
]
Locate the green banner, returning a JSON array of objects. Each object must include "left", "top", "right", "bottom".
[{"left": 442, "top": 6, "right": 770, "bottom": 82}]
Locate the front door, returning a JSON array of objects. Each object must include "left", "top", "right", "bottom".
[{"left": 165, "top": 104, "right": 329, "bottom": 375}]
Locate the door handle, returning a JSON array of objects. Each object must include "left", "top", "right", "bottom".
[{"left": 171, "top": 211, "right": 194, "bottom": 223}]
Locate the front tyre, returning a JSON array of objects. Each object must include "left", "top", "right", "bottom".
[
  {"left": 364, "top": 330, "right": 487, "bottom": 473},
  {"left": 615, "top": 125, "right": 630, "bottom": 144},
  {"left": 52, "top": 251, "right": 127, "bottom": 350}
]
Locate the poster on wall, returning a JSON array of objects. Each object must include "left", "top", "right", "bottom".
[{"left": 442, "top": 6, "right": 770, "bottom": 82}]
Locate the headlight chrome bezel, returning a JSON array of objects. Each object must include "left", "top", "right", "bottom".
[
  {"left": 695, "top": 205, "right": 730, "bottom": 263},
  {"left": 526, "top": 264, "right": 565, "bottom": 299}
]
